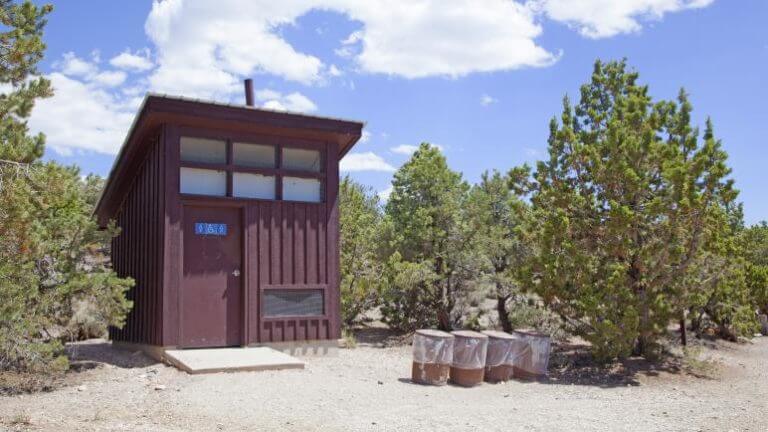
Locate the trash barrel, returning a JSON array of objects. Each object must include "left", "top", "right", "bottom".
[
  {"left": 411, "top": 329, "right": 454, "bottom": 385},
  {"left": 512, "top": 329, "right": 551, "bottom": 379},
  {"left": 481, "top": 330, "right": 529, "bottom": 383},
  {"left": 449, "top": 330, "right": 488, "bottom": 387}
]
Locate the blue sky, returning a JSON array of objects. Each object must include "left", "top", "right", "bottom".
[{"left": 31, "top": 0, "right": 767, "bottom": 224}]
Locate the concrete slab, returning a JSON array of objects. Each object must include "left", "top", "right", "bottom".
[{"left": 164, "top": 347, "right": 305, "bottom": 374}]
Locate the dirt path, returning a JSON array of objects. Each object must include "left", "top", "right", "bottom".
[{"left": 2, "top": 337, "right": 767, "bottom": 431}]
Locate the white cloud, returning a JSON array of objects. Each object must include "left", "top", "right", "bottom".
[
  {"left": 57, "top": 52, "right": 99, "bottom": 77},
  {"left": 255, "top": 89, "right": 317, "bottom": 112},
  {"left": 33, "top": 0, "right": 714, "bottom": 158},
  {"left": 92, "top": 70, "right": 127, "bottom": 87},
  {"left": 378, "top": 185, "right": 393, "bottom": 201},
  {"left": 328, "top": 64, "right": 343, "bottom": 77},
  {"left": 29, "top": 53, "right": 142, "bottom": 156},
  {"left": 360, "top": 129, "right": 371, "bottom": 143},
  {"left": 480, "top": 94, "right": 497, "bottom": 106},
  {"left": 340, "top": 152, "right": 396, "bottom": 172},
  {"left": 390, "top": 144, "right": 419, "bottom": 155},
  {"left": 141, "top": 0, "right": 557, "bottom": 94},
  {"left": 338, "top": 0, "right": 556, "bottom": 78},
  {"left": 533, "top": 0, "right": 714, "bottom": 38},
  {"left": 144, "top": 0, "right": 325, "bottom": 99},
  {"left": 110, "top": 49, "right": 154, "bottom": 72},
  {"left": 390, "top": 143, "right": 443, "bottom": 155},
  {"left": 29, "top": 73, "right": 136, "bottom": 156}
]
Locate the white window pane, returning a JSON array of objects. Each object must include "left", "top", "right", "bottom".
[
  {"left": 233, "top": 172, "right": 275, "bottom": 199},
  {"left": 180, "top": 137, "right": 226, "bottom": 164},
  {"left": 233, "top": 142, "right": 275, "bottom": 168},
  {"left": 283, "top": 148, "right": 321, "bottom": 172},
  {"left": 180, "top": 167, "right": 226, "bottom": 196},
  {"left": 283, "top": 176, "right": 321, "bottom": 202}
]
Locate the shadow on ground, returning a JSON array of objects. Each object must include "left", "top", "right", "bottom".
[
  {"left": 544, "top": 341, "right": 688, "bottom": 388},
  {"left": 352, "top": 326, "right": 412, "bottom": 348},
  {"left": 65, "top": 339, "right": 158, "bottom": 370}
]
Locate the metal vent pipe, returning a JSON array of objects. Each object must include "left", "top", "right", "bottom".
[{"left": 244, "top": 79, "right": 254, "bottom": 107}]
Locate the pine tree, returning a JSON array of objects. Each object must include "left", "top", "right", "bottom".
[{"left": 0, "top": 1, "right": 132, "bottom": 374}]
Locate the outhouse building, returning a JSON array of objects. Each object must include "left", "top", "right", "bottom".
[{"left": 95, "top": 81, "right": 363, "bottom": 351}]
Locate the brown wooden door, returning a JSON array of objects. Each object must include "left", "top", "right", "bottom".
[{"left": 181, "top": 206, "right": 242, "bottom": 348}]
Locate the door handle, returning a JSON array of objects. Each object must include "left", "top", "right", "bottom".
[{"left": 232, "top": 269, "right": 241, "bottom": 277}]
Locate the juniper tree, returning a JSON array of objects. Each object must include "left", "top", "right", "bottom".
[
  {"left": 526, "top": 60, "right": 739, "bottom": 360},
  {"left": 466, "top": 170, "right": 532, "bottom": 332},
  {"left": 339, "top": 176, "right": 383, "bottom": 327},
  {"left": 380, "top": 143, "right": 475, "bottom": 331}
]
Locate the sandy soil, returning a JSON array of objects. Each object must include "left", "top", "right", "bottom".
[{"left": 1, "top": 336, "right": 767, "bottom": 432}]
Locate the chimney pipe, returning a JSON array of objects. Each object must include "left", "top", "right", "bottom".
[{"left": 244, "top": 78, "right": 255, "bottom": 107}]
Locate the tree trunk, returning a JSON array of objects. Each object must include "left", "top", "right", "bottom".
[
  {"left": 680, "top": 311, "right": 687, "bottom": 347},
  {"left": 437, "top": 309, "right": 451, "bottom": 331},
  {"left": 497, "top": 295, "right": 512, "bottom": 332}
]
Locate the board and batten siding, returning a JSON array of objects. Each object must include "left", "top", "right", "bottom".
[
  {"left": 109, "top": 134, "right": 165, "bottom": 346},
  {"left": 249, "top": 201, "right": 335, "bottom": 343},
  {"left": 162, "top": 126, "right": 341, "bottom": 347}
]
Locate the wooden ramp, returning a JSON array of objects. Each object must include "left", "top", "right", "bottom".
[{"left": 164, "top": 347, "right": 305, "bottom": 374}]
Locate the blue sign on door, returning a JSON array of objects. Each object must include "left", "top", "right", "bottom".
[{"left": 195, "top": 222, "right": 227, "bottom": 236}]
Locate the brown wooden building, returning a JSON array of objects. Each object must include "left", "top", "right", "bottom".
[{"left": 95, "top": 85, "right": 363, "bottom": 350}]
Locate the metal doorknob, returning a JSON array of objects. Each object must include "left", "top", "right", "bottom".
[{"left": 232, "top": 269, "right": 240, "bottom": 277}]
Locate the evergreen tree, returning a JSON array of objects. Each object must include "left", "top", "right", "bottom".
[
  {"left": 380, "top": 143, "right": 475, "bottom": 331},
  {"left": 339, "top": 176, "right": 383, "bottom": 327},
  {"left": 526, "top": 60, "right": 739, "bottom": 360},
  {"left": 466, "top": 170, "right": 532, "bottom": 331},
  {"left": 0, "top": 1, "right": 132, "bottom": 373}
]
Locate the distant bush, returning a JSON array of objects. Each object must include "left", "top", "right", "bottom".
[{"left": 339, "top": 177, "right": 384, "bottom": 327}]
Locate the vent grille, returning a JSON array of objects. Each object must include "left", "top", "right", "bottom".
[{"left": 264, "top": 289, "right": 324, "bottom": 317}]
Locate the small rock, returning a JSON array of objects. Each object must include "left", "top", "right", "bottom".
[
  {"left": 377, "top": 380, "right": 383, "bottom": 385},
  {"left": 77, "top": 385, "right": 87, "bottom": 392},
  {"left": 154, "top": 384, "right": 166, "bottom": 391},
  {"left": 504, "top": 394, "right": 510, "bottom": 398}
]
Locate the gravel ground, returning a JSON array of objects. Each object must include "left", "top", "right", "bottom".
[{"left": 1, "top": 336, "right": 767, "bottom": 431}]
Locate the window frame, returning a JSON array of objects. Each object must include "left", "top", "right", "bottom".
[{"left": 177, "top": 128, "right": 326, "bottom": 203}]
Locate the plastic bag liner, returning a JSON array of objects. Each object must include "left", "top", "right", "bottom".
[
  {"left": 482, "top": 331, "right": 531, "bottom": 367},
  {"left": 450, "top": 330, "right": 488, "bottom": 369},
  {"left": 412, "top": 329, "right": 454, "bottom": 365},
  {"left": 513, "top": 330, "right": 552, "bottom": 376}
]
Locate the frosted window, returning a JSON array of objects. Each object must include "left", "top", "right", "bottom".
[
  {"left": 233, "top": 142, "right": 275, "bottom": 168},
  {"left": 283, "top": 177, "right": 321, "bottom": 202},
  {"left": 180, "top": 137, "right": 226, "bottom": 164},
  {"left": 283, "top": 148, "right": 321, "bottom": 172},
  {"left": 232, "top": 172, "right": 275, "bottom": 199},
  {"left": 264, "top": 290, "right": 324, "bottom": 317},
  {"left": 180, "top": 167, "right": 226, "bottom": 196}
]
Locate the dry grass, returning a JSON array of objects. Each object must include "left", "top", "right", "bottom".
[
  {"left": 682, "top": 346, "right": 722, "bottom": 378},
  {"left": 0, "top": 371, "right": 62, "bottom": 396}
]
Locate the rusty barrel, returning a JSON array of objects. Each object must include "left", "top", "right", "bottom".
[
  {"left": 449, "top": 330, "right": 488, "bottom": 387},
  {"left": 411, "top": 329, "right": 454, "bottom": 386},
  {"left": 512, "top": 329, "right": 552, "bottom": 380},
  {"left": 481, "top": 330, "right": 527, "bottom": 383}
]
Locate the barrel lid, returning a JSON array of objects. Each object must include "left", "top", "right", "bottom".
[
  {"left": 481, "top": 330, "right": 515, "bottom": 340},
  {"left": 450, "top": 330, "right": 488, "bottom": 339},
  {"left": 415, "top": 329, "right": 454, "bottom": 339},
  {"left": 513, "top": 328, "right": 550, "bottom": 338}
]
